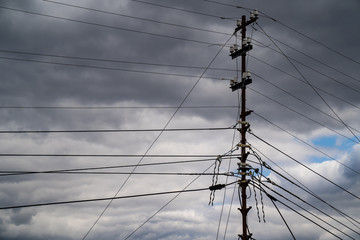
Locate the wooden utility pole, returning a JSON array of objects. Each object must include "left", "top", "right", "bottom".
[{"left": 229, "top": 11, "right": 258, "bottom": 240}]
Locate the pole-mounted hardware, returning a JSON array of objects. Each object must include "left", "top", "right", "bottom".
[{"left": 228, "top": 10, "right": 258, "bottom": 240}]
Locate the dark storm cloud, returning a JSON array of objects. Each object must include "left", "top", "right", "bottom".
[{"left": 0, "top": 0, "right": 359, "bottom": 240}]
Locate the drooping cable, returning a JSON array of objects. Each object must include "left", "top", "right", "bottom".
[
  {"left": 256, "top": 22, "right": 360, "bottom": 143},
  {"left": 251, "top": 72, "right": 360, "bottom": 134},
  {"left": 0, "top": 6, "right": 216, "bottom": 46},
  {"left": 258, "top": 11, "right": 360, "bottom": 65},
  {"left": 123, "top": 164, "right": 238, "bottom": 240},
  {"left": 251, "top": 111, "right": 360, "bottom": 176},
  {"left": 131, "top": 0, "right": 235, "bottom": 21},
  {"left": 248, "top": 87, "right": 358, "bottom": 143},
  {"left": 81, "top": 31, "right": 236, "bottom": 239},
  {"left": 250, "top": 55, "right": 360, "bottom": 111},
  {"left": 0, "top": 187, "right": 210, "bottom": 210},
  {"left": 249, "top": 130, "right": 360, "bottom": 201},
  {"left": 251, "top": 145, "right": 360, "bottom": 230},
  {"left": 0, "top": 127, "right": 232, "bottom": 134},
  {"left": 41, "top": 0, "right": 231, "bottom": 36},
  {"left": 253, "top": 182, "right": 344, "bottom": 240}
]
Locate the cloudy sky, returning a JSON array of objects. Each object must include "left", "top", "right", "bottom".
[{"left": 0, "top": 0, "right": 359, "bottom": 239}]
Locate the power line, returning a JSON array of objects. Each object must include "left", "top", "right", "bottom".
[
  {"left": 249, "top": 130, "right": 360, "bottom": 201},
  {"left": 0, "top": 48, "right": 241, "bottom": 73},
  {"left": 0, "top": 105, "right": 238, "bottom": 109},
  {"left": 0, "top": 171, "right": 234, "bottom": 176},
  {"left": 0, "top": 127, "right": 232, "bottom": 134},
  {"left": 256, "top": 22, "right": 360, "bottom": 143},
  {"left": 0, "top": 5, "right": 217, "bottom": 45},
  {"left": 253, "top": 31, "right": 360, "bottom": 85},
  {"left": 0, "top": 153, "right": 235, "bottom": 158},
  {"left": 248, "top": 87, "right": 359, "bottom": 143},
  {"left": 0, "top": 56, "right": 222, "bottom": 80},
  {"left": 258, "top": 11, "right": 360, "bottom": 65},
  {"left": 251, "top": 111, "right": 360, "bottom": 176},
  {"left": 256, "top": 182, "right": 349, "bottom": 240},
  {"left": 252, "top": 72, "right": 360, "bottom": 134},
  {"left": 81, "top": 30, "right": 236, "bottom": 240},
  {"left": 131, "top": 0, "right": 235, "bottom": 21},
  {"left": 258, "top": 175, "right": 360, "bottom": 237},
  {"left": 0, "top": 157, "right": 229, "bottom": 176},
  {"left": 41, "top": 0, "right": 231, "bottom": 36},
  {"left": 0, "top": 187, "right": 210, "bottom": 210},
  {"left": 251, "top": 39, "right": 360, "bottom": 95},
  {"left": 251, "top": 145, "right": 360, "bottom": 230},
  {"left": 250, "top": 55, "right": 360, "bottom": 111}
]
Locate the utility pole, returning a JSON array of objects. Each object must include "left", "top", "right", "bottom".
[{"left": 229, "top": 11, "right": 258, "bottom": 240}]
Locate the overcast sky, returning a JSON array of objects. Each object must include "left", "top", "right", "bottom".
[{"left": 0, "top": 0, "right": 359, "bottom": 239}]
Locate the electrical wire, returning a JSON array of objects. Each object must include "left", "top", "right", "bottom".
[
  {"left": 0, "top": 127, "right": 232, "bottom": 134},
  {"left": 267, "top": 192, "right": 296, "bottom": 240},
  {"left": 251, "top": 39, "right": 360, "bottom": 95},
  {"left": 253, "top": 182, "right": 344, "bottom": 240},
  {"left": 248, "top": 87, "right": 359, "bottom": 143},
  {"left": 0, "top": 56, "right": 222, "bottom": 80},
  {"left": 253, "top": 31, "right": 360, "bottom": 85},
  {"left": 255, "top": 22, "right": 360, "bottom": 143},
  {"left": 250, "top": 55, "right": 360, "bottom": 111},
  {"left": 0, "top": 153, "right": 237, "bottom": 158},
  {"left": 257, "top": 181, "right": 352, "bottom": 239},
  {"left": 251, "top": 111, "right": 360, "bottom": 176},
  {"left": 0, "top": 171, "right": 235, "bottom": 176},
  {"left": 0, "top": 105, "right": 238, "bottom": 110},
  {"left": 123, "top": 165, "right": 238, "bottom": 240},
  {"left": 251, "top": 145, "right": 360, "bottom": 229},
  {"left": 249, "top": 130, "right": 360, "bottom": 201},
  {"left": 258, "top": 11, "right": 360, "bottom": 65},
  {"left": 0, "top": 187, "right": 211, "bottom": 210},
  {"left": 252, "top": 72, "right": 360, "bottom": 134},
  {"left": 0, "top": 49, "right": 238, "bottom": 73},
  {"left": 41, "top": 0, "right": 231, "bottom": 36},
  {"left": 131, "top": 0, "right": 235, "bottom": 21},
  {"left": 81, "top": 29, "right": 236, "bottom": 240},
  {"left": 0, "top": 157, "right": 230, "bottom": 176},
  {"left": 259, "top": 175, "right": 360, "bottom": 237},
  {"left": 0, "top": 5, "right": 217, "bottom": 46}
]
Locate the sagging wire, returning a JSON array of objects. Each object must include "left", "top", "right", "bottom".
[
  {"left": 209, "top": 155, "right": 223, "bottom": 205},
  {"left": 209, "top": 146, "right": 239, "bottom": 205},
  {"left": 248, "top": 147, "right": 266, "bottom": 223}
]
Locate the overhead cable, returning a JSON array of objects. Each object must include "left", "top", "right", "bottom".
[
  {"left": 0, "top": 127, "right": 232, "bottom": 134},
  {"left": 249, "top": 88, "right": 359, "bottom": 143},
  {"left": 250, "top": 55, "right": 360, "bottom": 111},
  {"left": 131, "top": 0, "right": 235, "bottom": 21},
  {"left": 0, "top": 187, "right": 210, "bottom": 210},
  {"left": 249, "top": 130, "right": 360, "bottom": 201},
  {"left": 251, "top": 111, "right": 360, "bottom": 176},
  {"left": 256, "top": 22, "right": 360, "bottom": 143},
  {"left": 0, "top": 6, "right": 216, "bottom": 45},
  {"left": 252, "top": 145, "right": 360, "bottom": 229},
  {"left": 81, "top": 29, "right": 236, "bottom": 240},
  {"left": 0, "top": 56, "right": 222, "bottom": 80},
  {"left": 42, "top": 0, "right": 231, "bottom": 36}
]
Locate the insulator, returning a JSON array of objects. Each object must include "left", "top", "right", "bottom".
[
  {"left": 237, "top": 19, "right": 241, "bottom": 27},
  {"left": 250, "top": 12, "right": 255, "bottom": 19},
  {"left": 247, "top": 37, "right": 251, "bottom": 44},
  {"left": 254, "top": 9, "right": 259, "bottom": 17},
  {"left": 245, "top": 71, "right": 251, "bottom": 78},
  {"left": 242, "top": 38, "right": 247, "bottom": 45},
  {"left": 234, "top": 44, "right": 238, "bottom": 51},
  {"left": 230, "top": 46, "right": 234, "bottom": 53}
]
